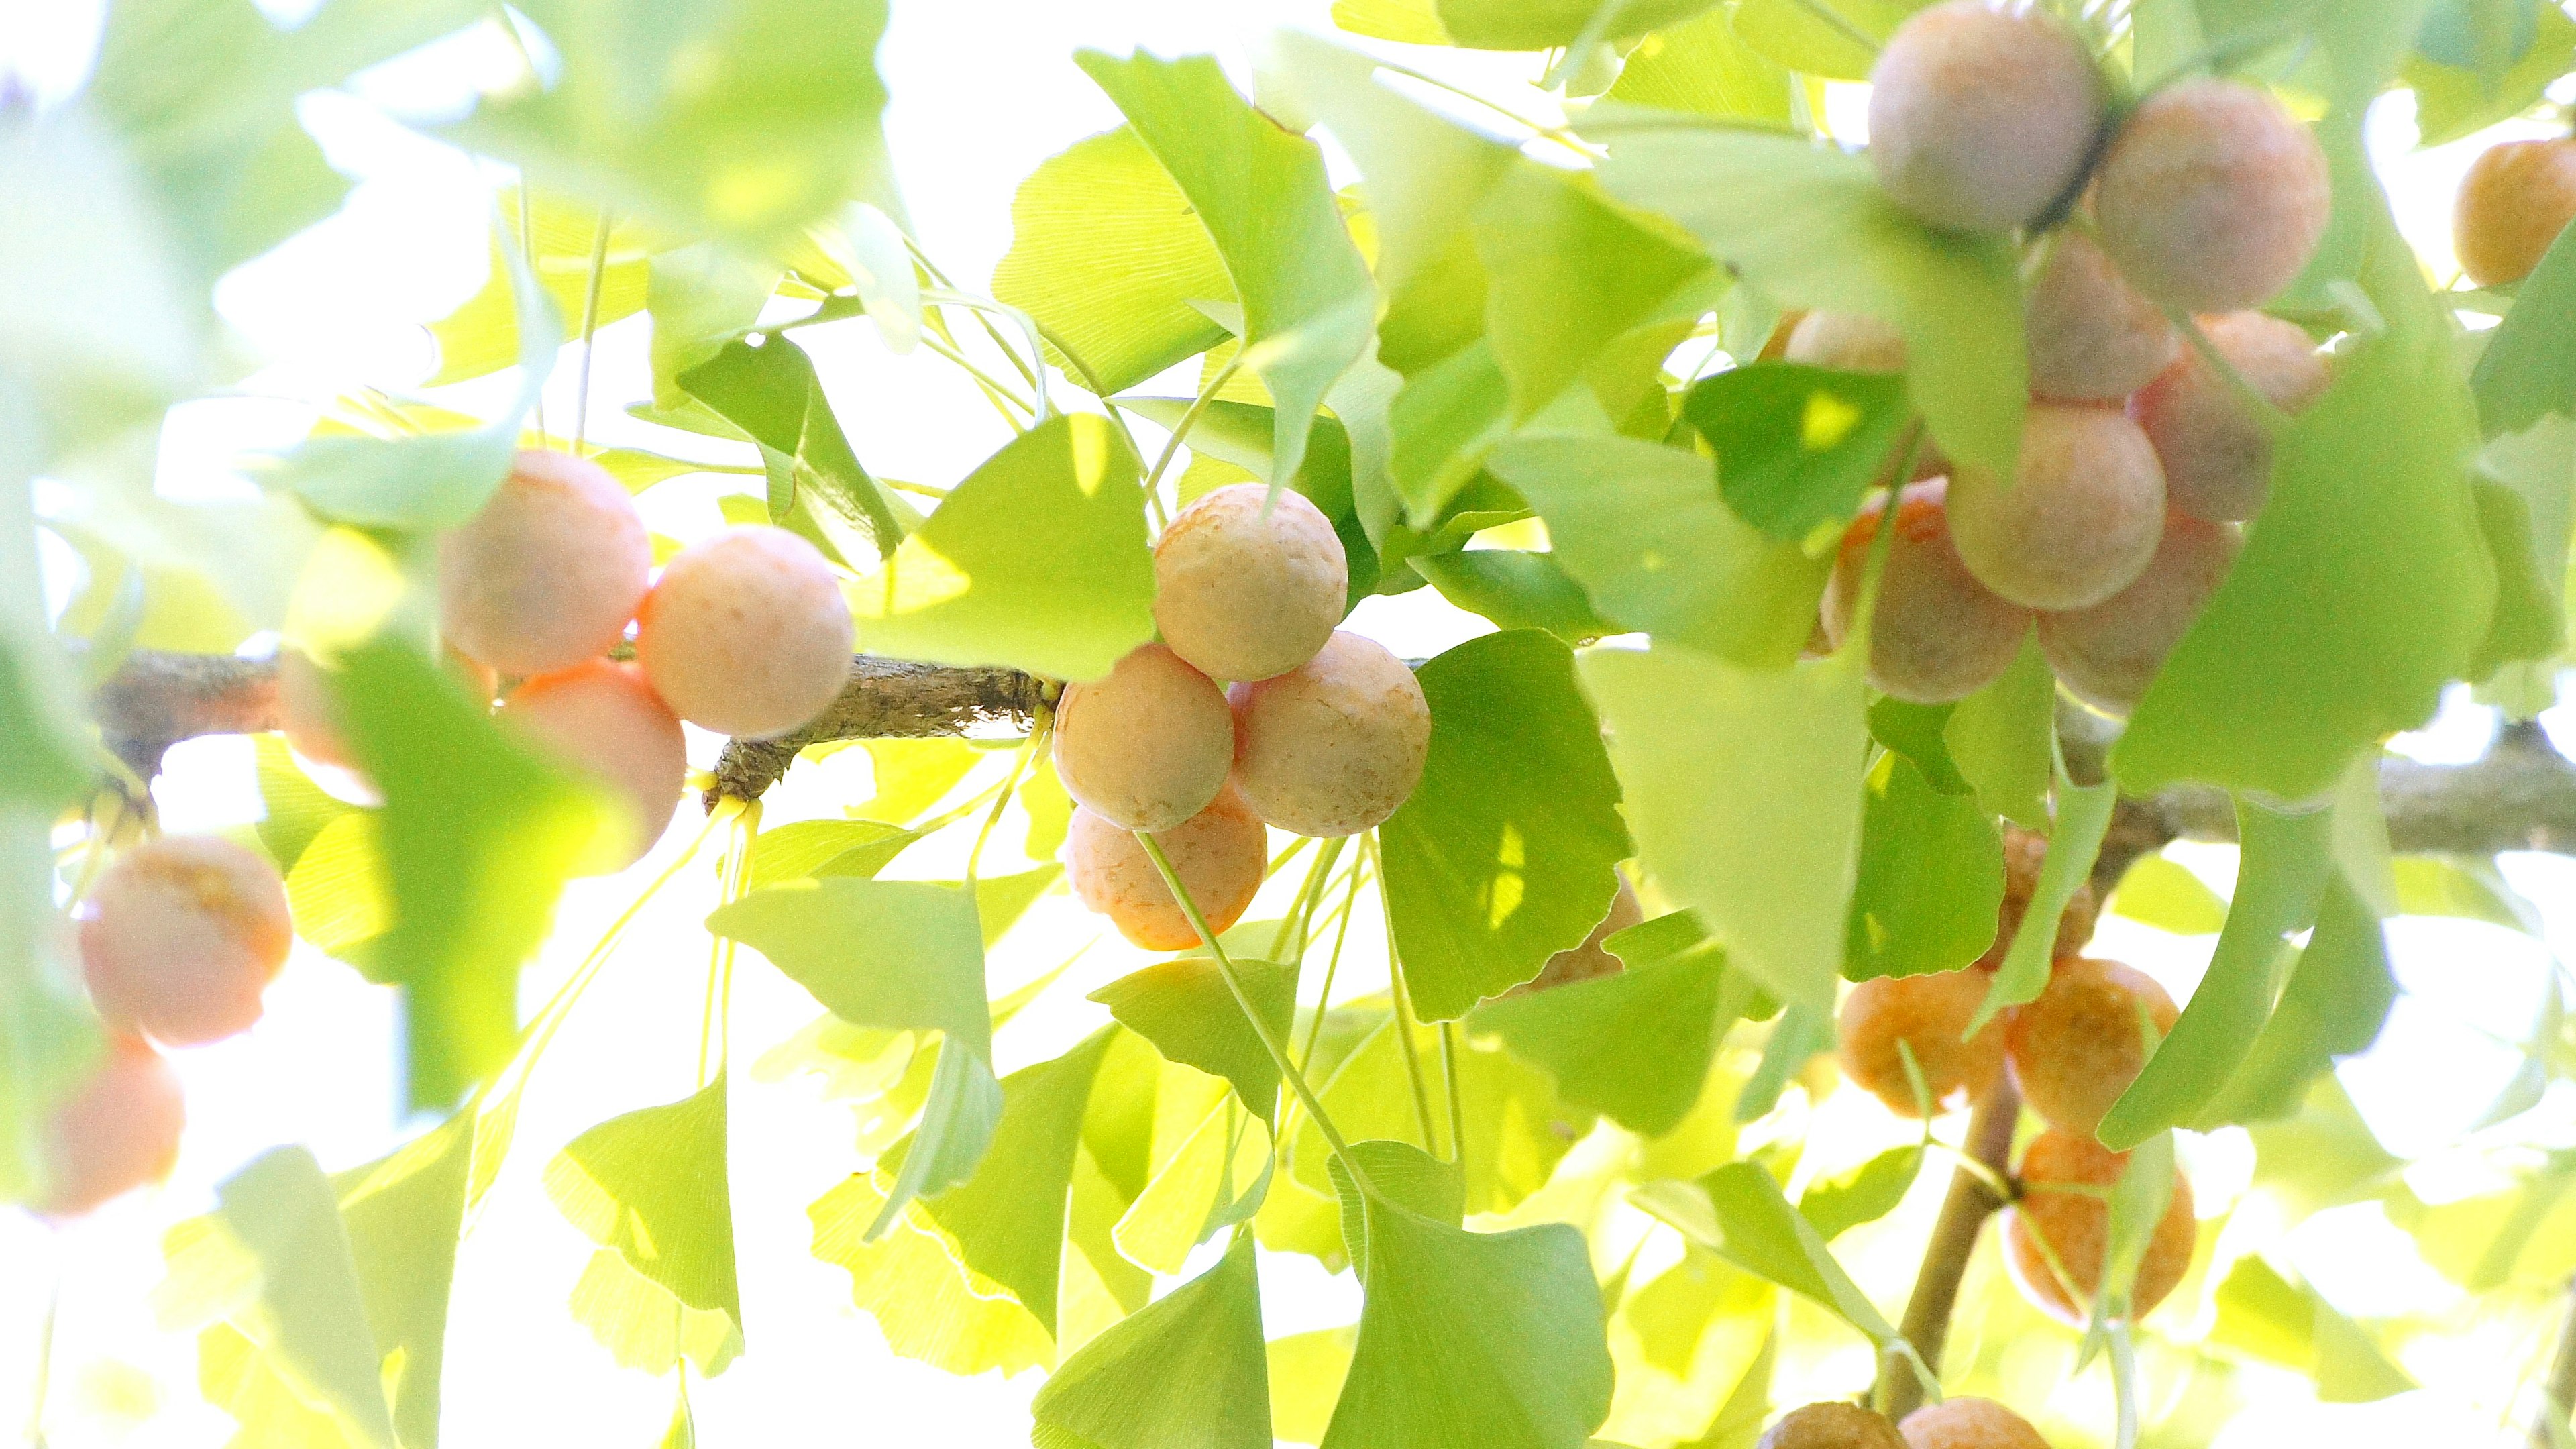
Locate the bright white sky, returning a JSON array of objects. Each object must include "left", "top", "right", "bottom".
[{"left": 1, "top": 3, "right": 2573, "bottom": 1446}]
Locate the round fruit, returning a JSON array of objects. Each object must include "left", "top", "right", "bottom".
[
  {"left": 1979, "top": 826, "right": 2099, "bottom": 970},
  {"left": 1228, "top": 632, "right": 1430, "bottom": 839},
  {"left": 2038, "top": 513, "right": 2240, "bottom": 714},
  {"left": 1868, "top": 0, "right": 2106, "bottom": 234},
  {"left": 438, "top": 449, "right": 651, "bottom": 677},
  {"left": 2131, "top": 312, "right": 2328, "bottom": 523},
  {"left": 34, "top": 1038, "right": 185, "bottom": 1218},
  {"left": 80, "top": 835, "right": 292, "bottom": 1047},
  {"left": 2026, "top": 228, "right": 2177, "bottom": 402},
  {"left": 1759, "top": 1401, "right": 1908, "bottom": 1449},
  {"left": 277, "top": 648, "right": 356, "bottom": 771},
  {"left": 2094, "top": 78, "right": 2330, "bottom": 313},
  {"left": 1786, "top": 311, "right": 1909, "bottom": 373},
  {"left": 1513, "top": 877, "right": 1644, "bottom": 995},
  {"left": 1153, "top": 483, "right": 1348, "bottom": 684},
  {"left": 1051, "top": 643, "right": 1234, "bottom": 833},
  {"left": 2455, "top": 137, "right": 2576, "bottom": 287},
  {"left": 636, "top": 525, "right": 853, "bottom": 739},
  {"left": 1947, "top": 404, "right": 2166, "bottom": 610},
  {"left": 2004, "top": 1128, "right": 2197, "bottom": 1325},
  {"left": 1066, "top": 788, "right": 1268, "bottom": 951},
  {"left": 1899, "top": 1397, "right": 2051, "bottom": 1449},
  {"left": 495, "top": 660, "right": 689, "bottom": 875},
  {"left": 1835, "top": 967, "right": 2005, "bottom": 1117},
  {"left": 1823, "top": 480, "right": 2033, "bottom": 704},
  {"left": 2006, "top": 955, "right": 2180, "bottom": 1136}
]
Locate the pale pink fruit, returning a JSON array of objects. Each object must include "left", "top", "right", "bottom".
[
  {"left": 1051, "top": 643, "right": 1234, "bottom": 833},
  {"left": 496, "top": 660, "right": 688, "bottom": 874},
  {"left": 1153, "top": 484, "right": 1348, "bottom": 683},
  {"left": 81, "top": 835, "right": 292, "bottom": 1047},
  {"left": 1066, "top": 788, "right": 1267, "bottom": 951},
  {"left": 1228, "top": 631, "right": 1430, "bottom": 839},
  {"left": 637, "top": 525, "right": 853, "bottom": 739},
  {"left": 438, "top": 450, "right": 651, "bottom": 676}
]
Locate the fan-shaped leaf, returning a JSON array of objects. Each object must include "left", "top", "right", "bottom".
[
  {"left": 1469, "top": 925, "right": 1733, "bottom": 1136},
  {"left": 1032, "top": 1232, "right": 1271, "bottom": 1449},
  {"left": 1091, "top": 957, "right": 1297, "bottom": 1117},
  {"left": 545, "top": 1079, "right": 743, "bottom": 1377}
]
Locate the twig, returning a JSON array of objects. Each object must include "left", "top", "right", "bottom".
[
  {"left": 1881, "top": 1077, "right": 2023, "bottom": 1419},
  {"left": 2535, "top": 1274, "right": 2576, "bottom": 1449}
]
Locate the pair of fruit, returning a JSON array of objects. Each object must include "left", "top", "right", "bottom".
[
  {"left": 1760, "top": 1397, "right": 2050, "bottom": 1449},
  {"left": 1057, "top": 484, "right": 1430, "bottom": 950},
  {"left": 286, "top": 449, "right": 855, "bottom": 873}
]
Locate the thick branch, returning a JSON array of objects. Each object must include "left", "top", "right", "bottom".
[
  {"left": 1882, "top": 1079, "right": 2021, "bottom": 1419},
  {"left": 88, "top": 650, "right": 279, "bottom": 780},
  {"left": 702, "top": 658, "right": 1049, "bottom": 806}
]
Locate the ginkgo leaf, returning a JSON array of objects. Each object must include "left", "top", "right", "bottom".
[
  {"left": 1685, "top": 362, "right": 1911, "bottom": 543},
  {"left": 2198, "top": 877, "right": 2398, "bottom": 1128},
  {"left": 1843, "top": 751, "right": 2004, "bottom": 982},
  {"left": 425, "top": 191, "right": 649, "bottom": 386},
  {"left": 1968, "top": 769, "right": 2114, "bottom": 1032},
  {"left": 1325, "top": 1139, "right": 1465, "bottom": 1267},
  {"left": 679, "top": 335, "right": 912, "bottom": 563},
  {"left": 1030, "top": 1231, "right": 1271, "bottom": 1449},
  {"left": 335, "top": 1116, "right": 472, "bottom": 1449},
  {"left": 808, "top": 1169, "right": 1053, "bottom": 1377},
  {"left": 545, "top": 1079, "right": 743, "bottom": 1377},
  {"left": 1468, "top": 928, "right": 1733, "bottom": 1136},
  {"left": 1091, "top": 956, "right": 1297, "bottom": 1117},
  {"left": 2209, "top": 1255, "right": 2416, "bottom": 1403}
]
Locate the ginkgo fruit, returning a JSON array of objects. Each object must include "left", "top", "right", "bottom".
[
  {"left": 1051, "top": 643, "right": 1234, "bottom": 833},
  {"left": 2026, "top": 228, "right": 2178, "bottom": 403},
  {"left": 1759, "top": 1401, "right": 1909, "bottom": 1449},
  {"left": 637, "top": 525, "right": 853, "bottom": 740},
  {"left": 2094, "top": 78, "right": 2330, "bottom": 313},
  {"left": 1947, "top": 403, "right": 2166, "bottom": 610},
  {"left": 495, "top": 660, "right": 689, "bottom": 874},
  {"left": 81, "top": 835, "right": 292, "bottom": 1047},
  {"left": 2004, "top": 1128, "right": 2197, "bottom": 1325},
  {"left": 2131, "top": 312, "right": 2328, "bottom": 523},
  {"left": 1228, "top": 631, "right": 1430, "bottom": 838},
  {"left": 1786, "top": 311, "right": 1909, "bottom": 374},
  {"left": 1868, "top": 1, "right": 2106, "bottom": 234},
  {"left": 2006, "top": 955, "right": 2180, "bottom": 1136},
  {"left": 1980, "top": 826, "right": 2098, "bottom": 969},
  {"left": 1066, "top": 787, "right": 1267, "bottom": 951},
  {"left": 1835, "top": 967, "right": 2004, "bottom": 1117},
  {"left": 35, "top": 1038, "right": 184, "bottom": 1218},
  {"left": 1514, "top": 877, "right": 1644, "bottom": 995},
  {"left": 1823, "top": 480, "right": 2033, "bottom": 705},
  {"left": 278, "top": 646, "right": 496, "bottom": 781},
  {"left": 1898, "top": 1397, "right": 2051, "bottom": 1449},
  {"left": 1153, "top": 482, "right": 1348, "bottom": 684},
  {"left": 2455, "top": 136, "right": 2576, "bottom": 286},
  {"left": 2038, "top": 512, "right": 2241, "bottom": 714},
  {"left": 438, "top": 450, "right": 651, "bottom": 677}
]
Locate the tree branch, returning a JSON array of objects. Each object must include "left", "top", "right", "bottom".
[
  {"left": 1882, "top": 1078, "right": 2021, "bottom": 1419},
  {"left": 701, "top": 658, "right": 1049, "bottom": 806},
  {"left": 88, "top": 650, "right": 279, "bottom": 781},
  {"left": 2536, "top": 1273, "right": 2576, "bottom": 1449}
]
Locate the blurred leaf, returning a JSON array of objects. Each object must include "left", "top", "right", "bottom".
[
  {"left": 2390, "top": 853, "right": 2542, "bottom": 930},
  {"left": 545, "top": 1081, "right": 743, "bottom": 1377},
  {"left": 851, "top": 413, "right": 1153, "bottom": 681},
  {"left": 425, "top": 193, "right": 649, "bottom": 386},
  {"left": 1327, "top": 1140, "right": 1466, "bottom": 1266},
  {"left": 2473, "top": 478, "right": 2566, "bottom": 676},
  {"left": 649, "top": 244, "right": 780, "bottom": 411},
  {"left": 1943, "top": 632, "right": 2052, "bottom": 830},
  {"left": 1293, "top": 1011, "right": 1591, "bottom": 1215},
  {"left": 2406, "top": 3, "right": 2576, "bottom": 146},
  {"left": 1079, "top": 50, "right": 1374, "bottom": 488},
  {"left": 2100, "top": 1132, "right": 2178, "bottom": 1320},
  {"left": 334, "top": 1116, "right": 471, "bottom": 1449},
  {"left": 1271, "top": 1327, "right": 1358, "bottom": 1446},
  {"left": 1475, "top": 163, "right": 1711, "bottom": 421},
  {"left": 1580, "top": 645, "right": 1867, "bottom": 1013},
  {"left": 1970, "top": 769, "right": 2114, "bottom": 1030},
  {"left": 1734, "top": 1001, "right": 1829, "bottom": 1122},
  {"left": 965, "top": 865, "right": 1061, "bottom": 947},
  {"left": 206, "top": 1148, "right": 398, "bottom": 1446},
  {"left": 1469, "top": 930, "right": 1732, "bottom": 1136},
  {"left": 1383, "top": 631, "right": 1633, "bottom": 1016},
  {"left": 1092, "top": 957, "right": 1297, "bottom": 1118},
  {"left": 2247, "top": 1077, "right": 2402, "bottom": 1220},
  {"left": 1659, "top": 1163, "right": 1911, "bottom": 1359},
  {"left": 254, "top": 736, "right": 355, "bottom": 875},
  {"left": 2111, "top": 855, "right": 2231, "bottom": 935},
  {"left": 1845, "top": 751, "right": 2005, "bottom": 981},
  {"left": 53, "top": 519, "right": 254, "bottom": 657},
  {"left": 1593, "top": 122, "right": 2023, "bottom": 478},
  {"left": 1438, "top": 0, "right": 1720, "bottom": 48},
  {"left": 1032, "top": 1231, "right": 1271, "bottom": 1449},
  {"left": 1799, "top": 1144, "right": 1924, "bottom": 1241},
  {"left": 1415, "top": 549, "right": 1622, "bottom": 643},
  {"left": 0, "top": 621, "right": 87, "bottom": 815},
  {"left": 2201, "top": 877, "right": 2398, "bottom": 1126},
  {"left": 2210, "top": 1256, "right": 2416, "bottom": 1401},
  {"left": 1687, "top": 364, "right": 1911, "bottom": 541},
  {"left": 2398, "top": 1156, "right": 2576, "bottom": 1290},
  {"left": 679, "top": 334, "right": 910, "bottom": 563},
  {"left": 1605, "top": 9, "right": 1794, "bottom": 123},
  {"left": 1731, "top": 0, "right": 1936, "bottom": 79}
]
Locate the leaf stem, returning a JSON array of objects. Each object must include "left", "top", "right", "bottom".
[
  {"left": 1440, "top": 1020, "right": 1466, "bottom": 1173},
  {"left": 917, "top": 328, "right": 1036, "bottom": 428},
  {"left": 1371, "top": 835, "right": 1441, "bottom": 1153},
  {"left": 1273, "top": 834, "right": 1348, "bottom": 965},
  {"left": 1789, "top": 0, "right": 1882, "bottom": 56},
  {"left": 1142, "top": 351, "right": 1245, "bottom": 511},
  {"left": 700, "top": 802, "right": 758, "bottom": 1085},
  {"left": 2164, "top": 305, "right": 2292, "bottom": 437},
  {"left": 966, "top": 726, "right": 1041, "bottom": 883},
  {"left": 572, "top": 206, "right": 612, "bottom": 454},
  {"left": 511, "top": 190, "right": 545, "bottom": 443}
]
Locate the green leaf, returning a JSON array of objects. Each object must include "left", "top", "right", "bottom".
[
  {"left": 678, "top": 334, "right": 910, "bottom": 563},
  {"left": 1091, "top": 957, "right": 1299, "bottom": 1118},
  {"left": 1113, "top": 1091, "right": 1273, "bottom": 1273},
  {"left": 2473, "top": 415, "right": 2576, "bottom": 681},
  {"left": 546, "top": 1080, "right": 743, "bottom": 1376},
  {"left": 1686, "top": 363, "right": 1911, "bottom": 542},
  {"left": 2117, "top": 164, "right": 2493, "bottom": 800},
  {"left": 1731, "top": 0, "right": 1936, "bottom": 79},
  {"left": 1321, "top": 1198, "right": 1613, "bottom": 1449},
  {"left": 1494, "top": 435, "right": 1828, "bottom": 667},
  {"left": 1969, "top": 769, "right": 2115, "bottom": 1031},
  {"left": 453, "top": 0, "right": 899, "bottom": 248},
  {"left": 1293, "top": 1012, "right": 1591, "bottom": 1215},
  {"left": 1604, "top": 9, "right": 1794, "bottom": 123},
  {"left": 334, "top": 1116, "right": 472, "bottom": 1449},
  {"left": 1593, "top": 122, "right": 2023, "bottom": 478},
  {"left": 2391, "top": 853, "right": 2542, "bottom": 930},
  {"left": 1798, "top": 1145, "right": 1925, "bottom": 1242},
  {"left": 806, "top": 1166, "right": 1051, "bottom": 1377},
  {"left": 2099, "top": 798, "right": 2339, "bottom": 1150},
  {"left": 1943, "top": 632, "right": 2052, "bottom": 830},
  {"left": 1078, "top": 50, "right": 1375, "bottom": 489},
  {"left": 2406, "top": 3, "right": 2576, "bottom": 146},
  {"left": 2111, "top": 855, "right": 2231, "bottom": 936},
  {"left": 0, "top": 615, "right": 88, "bottom": 815},
  {"left": 851, "top": 413, "right": 1154, "bottom": 680},
  {"left": 2098, "top": 1131, "right": 2179, "bottom": 1320},
  {"left": 333, "top": 643, "right": 608, "bottom": 1111},
  {"left": 426, "top": 192, "right": 650, "bottom": 386},
  {"left": 649, "top": 244, "right": 782, "bottom": 410},
  {"left": 1866, "top": 698, "right": 1969, "bottom": 795},
  {"left": 1474, "top": 164, "right": 1711, "bottom": 421},
  {"left": 1844, "top": 751, "right": 2005, "bottom": 981},
  {"left": 1436, "top": 0, "right": 1721, "bottom": 49},
  {"left": 1326, "top": 1140, "right": 1468, "bottom": 1267},
  {"left": 1579, "top": 645, "right": 1867, "bottom": 1014},
  {"left": 2199, "top": 877, "right": 2398, "bottom": 1126},
  {"left": 1381, "top": 631, "right": 1633, "bottom": 1017},
  {"left": 1734, "top": 1000, "right": 1829, "bottom": 1122},
  {"left": 1670, "top": 1162, "right": 1907, "bottom": 1350},
  {"left": 1415, "top": 549, "right": 1623, "bottom": 643},
  {"left": 2209, "top": 1256, "right": 2416, "bottom": 1403},
  {"left": 745, "top": 818, "right": 918, "bottom": 889},
  {"left": 208, "top": 1148, "right": 399, "bottom": 1446},
  {"left": 1032, "top": 1231, "right": 1271, "bottom": 1449},
  {"left": 1469, "top": 932, "right": 1734, "bottom": 1136}
]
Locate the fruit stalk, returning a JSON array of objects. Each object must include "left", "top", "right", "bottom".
[{"left": 1882, "top": 1076, "right": 2021, "bottom": 1419}]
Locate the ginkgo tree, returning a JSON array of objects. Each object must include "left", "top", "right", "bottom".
[{"left": 8, "top": 0, "right": 2576, "bottom": 1446}]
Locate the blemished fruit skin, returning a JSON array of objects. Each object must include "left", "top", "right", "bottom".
[
  {"left": 2026, "top": 228, "right": 2178, "bottom": 402},
  {"left": 2006, "top": 956, "right": 2180, "bottom": 1136},
  {"left": 2038, "top": 512, "right": 2241, "bottom": 714},
  {"left": 81, "top": 835, "right": 292, "bottom": 1048},
  {"left": 1868, "top": 1, "right": 2107, "bottom": 234},
  {"left": 1513, "top": 877, "right": 1644, "bottom": 995},
  {"left": 1228, "top": 632, "right": 1431, "bottom": 839},
  {"left": 36, "top": 1038, "right": 185, "bottom": 1218},
  {"left": 1823, "top": 480, "right": 2033, "bottom": 705},
  {"left": 1152, "top": 483, "right": 1348, "bottom": 684},
  {"left": 1947, "top": 404, "right": 2167, "bottom": 611},
  {"left": 1979, "top": 826, "right": 2098, "bottom": 969},
  {"left": 1835, "top": 968, "right": 2005, "bottom": 1117},
  {"left": 1786, "top": 311, "right": 1910, "bottom": 374},
  {"left": 495, "top": 660, "right": 689, "bottom": 875},
  {"left": 438, "top": 450, "right": 652, "bottom": 677},
  {"left": 1758, "top": 1401, "right": 1909, "bottom": 1449},
  {"left": 1899, "top": 1397, "right": 2051, "bottom": 1449},
  {"left": 1051, "top": 644, "right": 1234, "bottom": 833},
  {"left": 2131, "top": 312, "right": 2329, "bottom": 523},
  {"left": 2006, "top": 1128, "right": 2197, "bottom": 1325},
  {"left": 1066, "top": 788, "right": 1268, "bottom": 951},
  {"left": 2094, "top": 78, "right": 2331, "bottom": 313},
  {"left": 637, "top": 525, "right": 853, "bottom": 740},
  {"left": 2455, "top": 138, "right": 2576, "bottom": 286}
]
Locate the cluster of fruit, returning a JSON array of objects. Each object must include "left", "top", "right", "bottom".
[
  {"left": 286, "top": 449, "right": 855, "bottom": 871},
  {"left": 1812, "top": 1, "right": 2332, "bottom": 716},
  {"left": 1057, "top": 484, "right": 1430, "bottom": 949},
  {"left": 1759, "top": 1395, "right": 2055, "bottom": 1449},
  {"left": 1836, "top": 832, "right": 2195, "bottom": 1326}
]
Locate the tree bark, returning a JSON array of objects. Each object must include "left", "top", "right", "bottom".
[{"left": 1882, "top": 1079, "right": 2021, "bottom": 1419}]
